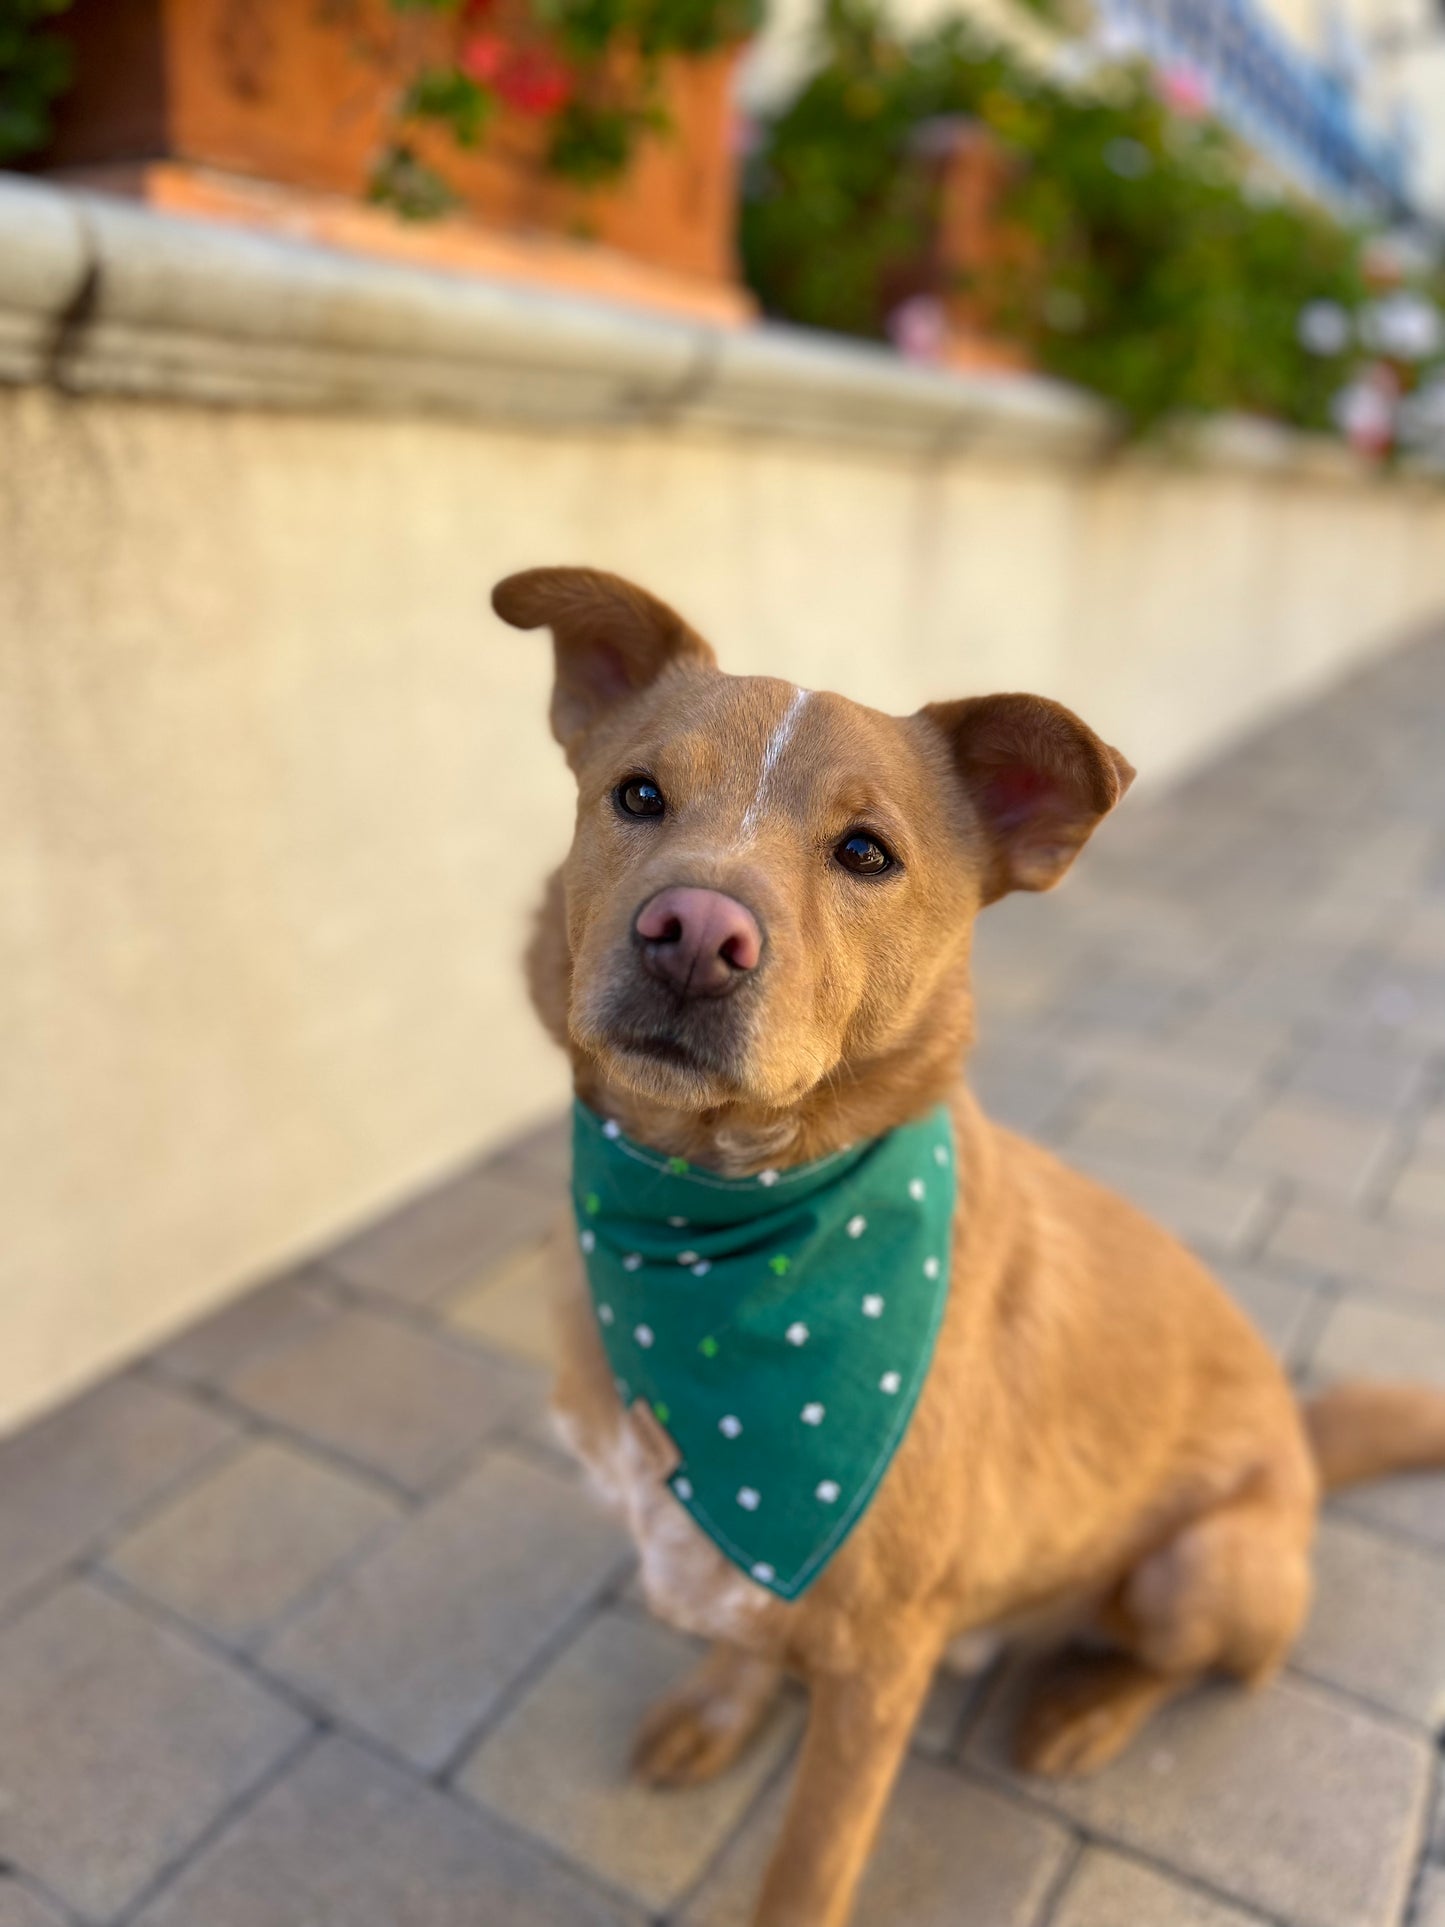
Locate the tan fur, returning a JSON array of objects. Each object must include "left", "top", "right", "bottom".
[{"left": 497, "top": 567, "right": 1445, "bottom": 1927}]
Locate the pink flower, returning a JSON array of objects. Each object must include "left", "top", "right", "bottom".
[
  {"left": 1332, "top": 363, "right": 1400, "bottom": 459},
  {"left": 888, "top": 295, "right": 949, "bottom": 364},
  {"left": 730, "top": 109, "right": 762, "bottom": 160},
  {"left": 1157, "top": 64, "right": 1211, "bottom": 119}
]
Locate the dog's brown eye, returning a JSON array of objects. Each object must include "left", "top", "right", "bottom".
[
  {"left": 618, "top": 777, "right": 665, "bottom": 818},
  {"left": 836, "top": 833, "right": 892, "bottom": 877}
]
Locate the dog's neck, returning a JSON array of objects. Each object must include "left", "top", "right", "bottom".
[{"left": 571, "top": 1009, "right": 970, "bottom": 1177}]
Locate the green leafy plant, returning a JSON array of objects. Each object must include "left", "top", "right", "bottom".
[
  {"left": 348, "top": 0, "right": 758, "bottom": 213},
  {"left": 741, "top": 0, "right": 1440, "bottom": 442},
  {"left": 0, "top": 0, "right": 75, "bottom": 163}
]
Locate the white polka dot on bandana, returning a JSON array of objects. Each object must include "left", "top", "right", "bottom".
[
  {"left": 623, "top": 1253, "right": 642, "bottom": 1272},
  {"left": 579, "top": 1229, "right": 596, "bottom": 1254},
  {"left": 923, "top": 1256, "right": 940, "bottom": 1280},
  {"left": 674, "top": 1476, "right": 693, "bottom": 1500},
  {"left": 908, "top": 1178, "right": 926, "bottom": 1201},
  {"left": 751, "top": 1562, "right": 775, "bottom": 1582},
  {"left": 602, "top": 1119, "right": 621, "bottom": 1139},
  {"left": 738, "top": 1486, "right": 761, "bottom": 1510},
  {"left": 785, "top": 1322, "right": 809, "bottom": 1346},
  {"left": 816, "top": 1479, "right": 840, "bottom": 1503},
  {"left": 934, "top": 1143, "right": 948, "bottom": 1165},
  {"left": 758, "top": 1170, "right": 779, "bottom": 1187},
  {"left": 634, "top": 1324, "right": 654, "bottom": 1348},
  {"left": 862, "top": 1294, "right": 884, "bottom": 1318},
  {"left": 678, "top": 1250, "right": 700, "bottom": 1266},
  {"left": 597, "top": 1303, "right": 614, "bottom": 1325},
  {"left": 668, "top": 1216, "right": 689, "bottom": 1228},
  {"left": 801, "top": 1402, "right": 825, "bottom": 1425},
  {"left": 691, "top": 1259, "right": 712, "bottom": 1277},
  {"left": 719, "top": 1414, "right": 742, "bottom": 1438},
  {"left": 847, "top": 1215, "right": 867, "bottom": 1238},
  {"left": 879, "top": 1370, "right": 901, "bottom": 1394}
]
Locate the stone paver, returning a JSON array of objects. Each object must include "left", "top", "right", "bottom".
[
  {"left": 1211, "top": 1262, "right": 1321, "bottom": 1363},
  {"left": 1048, "top": 1848, "right": 1267, "bottom": 1926},
  {"left": 445, "top": 1235, "right": 560, "bottom": 1366},
  {"left": 1065, "top": 1150, "right": 1273, "bottom": 1256},
  {"left": 6, "top": 627, "right": 1445, "bottom": 1924},
  {"left": 263, "top": 1451, "right": 627, "bottom": 1770},
  {"left": 484, "top": 1114, "right": 571, "bottom": 1191},
  {"left": 1418, "top": 1867, "right": 1445, "bottom": 1927},
  {"left": 963, "top": 1668, "right": 1430, "bottom": 1927},
  {"left": 1228, "top": 1095, "right": 1396, "bottom": 1198},
  {"left": 1060, "top": 1056, "right": 1249, "bottom": 1163},
  {"left": 106, "top": 1438, "right": 402, "bottom": 1649},
  {"left": 1281, "top": 1040, "right": 1426, "bottom": 1114},
  {"left": 912, "top": 1664, "right": 978, "bottom": 1758},
  {"left": 0, "top": 1375, "right": 237, "bottom": 1620},
  {"left": 1332, "top": 1469, "right": 1445, "bottom": 1554},
  {"left": 1309, "top": 1294, "right": 1445, "bottom": 1388},
  {"left": 134, "top": 1736, "right": 640, "bottom": 1927},
  {"left": 1387, "top": 1153, "right": 1445, "bottom": 1231},
  {"left": 1263, "top": 1203, "right": 1445, "bottom": 1304},
  {"left": 1292, "top": 1515, "right": 1445, "bottom": 1725},
  {"left": 226, "top": 1300, "right": 529, "bottom": 1492},
  {"left": 461, "top": 1611, "right": 802, "bottom": 1912},
  {"left": 966, "top": 1035, "right": 1087, "bottom": 1139},
  {"left": 0, "top": 1580, "right": 306, "bottom": 1920},
  {"left": 681, "top": 1757, "right": 1070, "bottom": 1927},
  {"left": 326, "top": 1163, "right": 561, "bottom": 1306},
  {"left": 1053, "top": 967, "right": 1190, "bottom": 1036},
  {"left": 148, "top": 1265, "right": 337, "bottom": 1387},
  {"left": 0, "top": 1883, "right": 70, "bottom": 1927}
]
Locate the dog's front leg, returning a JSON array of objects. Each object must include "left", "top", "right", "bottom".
[{"left": 751, "top": 1630, "right": 942, "bottom": 1927}]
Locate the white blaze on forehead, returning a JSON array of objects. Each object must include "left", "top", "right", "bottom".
[{"left": 738, "top": 686, "right": 811, "bottom": 838}]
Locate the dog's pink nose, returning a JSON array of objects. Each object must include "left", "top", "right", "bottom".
[{"left": 635, "top": 887, "right": 762, "bottom": 997}]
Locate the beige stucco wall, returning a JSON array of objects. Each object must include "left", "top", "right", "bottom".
[{"left": 4, "top": 370, "right": 1445, "bottom": 1436}]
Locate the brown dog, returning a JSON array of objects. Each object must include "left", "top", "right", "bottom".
[{"left": 495, "top": 565, "right": 1445, "bottom": 1927}]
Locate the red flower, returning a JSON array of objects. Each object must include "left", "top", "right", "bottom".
[
  {"left": 458, "top": 33, "right": 573, "bottom": 116},
  {"left": 460, "top": 31, "right": 508, "bottom": 85},
  {"left": 496, "top": 45, "right": 573, "bottom": 117}
]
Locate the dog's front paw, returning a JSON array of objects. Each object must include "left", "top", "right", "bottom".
[
  {"left": 630, "top": 1651, "right": 783, "bottom": 1789},
  {"left": 632, "top": 1695, "right": 746, "bottom": 1788}
]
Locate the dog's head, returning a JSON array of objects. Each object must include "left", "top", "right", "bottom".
[{"left": 496, "top": 567, "right": 1133, "bottom": 1117}]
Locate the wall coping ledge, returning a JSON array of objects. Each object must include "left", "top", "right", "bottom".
[{"left": 0, "top": 172, "right": 1408, "bottom": 479}]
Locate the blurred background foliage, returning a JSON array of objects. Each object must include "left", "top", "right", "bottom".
[
  {"left": 3, "top": 0, "right": 1441, "bottom": 444},
  {"left": 0, "top": 0, "right": 74, "bottom": 164},
  {"left": 372, "top": 0, "right": 762, "bottom": 205},
  {"left": 738, "top": 0, "right": 1429, "bottom": 437}
]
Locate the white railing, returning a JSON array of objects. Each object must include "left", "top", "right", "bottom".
[{"left": 1099, "top": 0, "right": 1413, "bottom": 217}]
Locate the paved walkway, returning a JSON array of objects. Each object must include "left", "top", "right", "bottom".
[{"left": 5, "top": 630, "right": 1445, "bottom": 1927}]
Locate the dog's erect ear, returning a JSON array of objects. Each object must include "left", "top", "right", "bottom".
[
  {"left": 924, "top": 693, "right": 1135, "bottom": 902},
  {"left": 492, "top": 567, "right": 717, "bottom": 757}
]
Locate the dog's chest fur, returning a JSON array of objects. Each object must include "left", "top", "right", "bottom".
[{"left": 551, "top": 1397, "right": 782, "bottom": 1645}]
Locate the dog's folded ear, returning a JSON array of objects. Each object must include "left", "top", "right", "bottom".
[
  {"left": 493, "top": 567, "right": 717, "bottom": 758},
  {"left": 923, "top": 694, "right": 1135, "bottom": 901}
]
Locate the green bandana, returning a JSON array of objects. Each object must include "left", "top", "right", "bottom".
[{"left": 571, "top": 1101, "right": 956, "bottom": 1600}]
